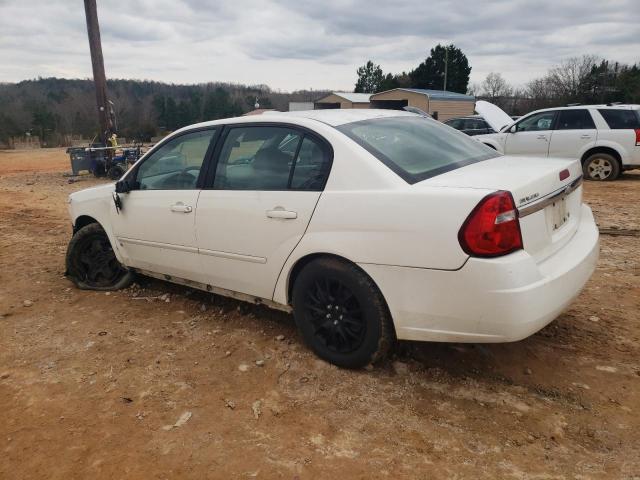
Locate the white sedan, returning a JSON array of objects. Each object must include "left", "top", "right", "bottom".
[{"left": 66, "top": 109, "right": 599, "bottom": 368}]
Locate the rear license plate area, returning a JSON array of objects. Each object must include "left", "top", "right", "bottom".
[{"left": 550, "top": 197, "right": 568, "bottom": 231}]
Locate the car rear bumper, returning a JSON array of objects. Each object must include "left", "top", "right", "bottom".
[{"left": 358, "top": 204, "right": 599, "bottom": 343}]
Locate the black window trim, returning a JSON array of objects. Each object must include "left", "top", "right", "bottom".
[
  {"left": 125, "top": 126, "right": 221, "bottom": 191},
  {"left": 203, "top": 121, "right": 334, "bottom": 192},
  {"left": 337, "top": 117, "right": 499, "bottom": 185}
]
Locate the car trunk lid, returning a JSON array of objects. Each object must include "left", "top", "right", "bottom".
[{"left": 417, "top": 155, "right": 585, "bottom": 262}]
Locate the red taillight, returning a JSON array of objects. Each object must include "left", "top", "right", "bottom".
[
  {"left": 559, "top": 169, "right": 570, "bottom": 181},
  {"left": 458, "top": 191, "right": 523, "bottom": 258},
  {"left": 635, "top": 129, "right": 640, "bottom": 146}
]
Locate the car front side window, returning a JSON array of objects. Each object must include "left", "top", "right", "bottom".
[
  {"left": 516, "top": 112, "right": 556, "bottom": 132},
  {"left": 136, "top": 129, "right": 216, "bottom": 190}
]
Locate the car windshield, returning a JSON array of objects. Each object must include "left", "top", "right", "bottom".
[{"left": 337, "top": 116, "right": 499, "bottom": 183}]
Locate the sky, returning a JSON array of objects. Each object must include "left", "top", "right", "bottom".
[{"left": 0, "top": 0, "right": 639, "bottom": 92}]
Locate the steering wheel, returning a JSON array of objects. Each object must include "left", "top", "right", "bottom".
[{"left": 159, "top": 166, "right": 200, "bottom": 189}]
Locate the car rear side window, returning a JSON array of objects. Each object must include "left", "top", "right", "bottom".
[
  {"left": 290, "top": 137, "right": 331, "bottom": 190},
  {"left": 213, "top": 126, "right": 331, "bottom": 191},
  {"left": 556, "top": 109, "right": 595, "bottom": 130},
  {"left": 338, "top": 116, "right": 499, "bottom": 184},
  {"left": 598, "top": 109, "right": 640, "bottom": 129}
]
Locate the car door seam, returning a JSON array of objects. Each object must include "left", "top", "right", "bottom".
[{"left": 270, "top": 190, "right": 325, "bottom": 301}]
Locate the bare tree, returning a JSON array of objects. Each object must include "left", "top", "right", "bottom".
[
  {"left": 481, "top": 72, "right": 513, "bottom": 100},
  {"left": 466, "top": 82, "right": 481, "bottom": 96},
  {"left": 546, "top": 55, "right": 599, "bottom": 101}
]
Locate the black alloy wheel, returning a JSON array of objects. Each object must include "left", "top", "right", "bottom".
[
  {"left": 303, "top": 277, "right": 366, "bottom": 354},
  {"left": 66, "top": 223, "right": 134, "bottom": 290},
  {"left": 292, "top": 257, "right": 394, "bottom": 368}
]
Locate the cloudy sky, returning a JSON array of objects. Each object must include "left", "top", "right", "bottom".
[{"left": 1, "top": 0, "right": 638, "bottom": 91}]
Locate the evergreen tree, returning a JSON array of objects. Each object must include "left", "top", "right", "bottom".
[
  {"left": 410, "top": 44, "right": 471, "bottom": 93},
  {"left": 354, "top": 61, "right": 385, "bottom": 93}
]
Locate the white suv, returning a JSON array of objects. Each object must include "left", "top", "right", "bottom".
[{"left": 475, "top": 102, "right": 640, "bottom": 181}]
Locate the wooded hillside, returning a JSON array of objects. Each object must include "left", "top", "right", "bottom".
[{"left": 0, "top": 78, "right": 327, "bottom": 146}]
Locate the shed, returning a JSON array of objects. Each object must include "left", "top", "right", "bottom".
[
  {"left": 314, "top": 92, "right": 371, "bottom": 110},
  {"left": 370, "top": 88, "right": 475, "bottom": 121}
]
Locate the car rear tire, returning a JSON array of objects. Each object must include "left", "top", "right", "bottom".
[
  {"left": 583, "top": 153, "right": 620, "bottom": 181},
  {"left": 291, "top": 257, "right": 394, "bottom": 368},
  {"left": 66, "top": 223, "right": 134, "bottom": 290}
]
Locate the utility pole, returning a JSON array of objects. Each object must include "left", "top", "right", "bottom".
[
  {"left": 84, "top": 0, "right": 111, "bottom": 145},
  {"left": 443, "top": 47, "right": 449, "bottom": 91}
]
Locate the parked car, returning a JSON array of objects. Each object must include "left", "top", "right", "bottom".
[
  {"left": 475, "top": 101, "right": 640, "bottom": 181},
  {"left": 443, "top": 115, "right": 495, "bottom": 136},
  {"left": 65, "top": 109, "right": 599, "bottom": 368}
]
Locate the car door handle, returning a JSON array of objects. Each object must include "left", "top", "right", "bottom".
[
  {"left": 580, "top": 135, "right": 592, "bottom": 139},
  {"left": 536, "top": 135, "right": 548, "bottom": 140},
  {"left": 266, "top": 209, "right": 297, "bottom": 219},
  {"left": 170, "top": 203, "right": 193, "bottom": 213}
]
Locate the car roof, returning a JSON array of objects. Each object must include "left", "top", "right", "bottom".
[
  {"left": 531, "top": 104, "right": 640, "bottom": 114},
  {"left": 174, "top": 109, "right": 416, "bottom": 134},
  {"left": 264, "top": 108, "right": 416, "bottom": 126}
]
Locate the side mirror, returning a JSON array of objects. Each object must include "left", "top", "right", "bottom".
[
  {"left": 115, "top": 179, "right": 133, "bottom": 193},
  {"left": 509, "top": 125, "right": 518, "bottom": 133}
]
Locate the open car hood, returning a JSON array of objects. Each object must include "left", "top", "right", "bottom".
[{"left": 475, "top": 100, "right": 514, "bottom": 132}]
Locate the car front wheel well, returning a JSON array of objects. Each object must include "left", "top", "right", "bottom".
[{"left": 73, "top": 215, "right": 99, "bottom": 234}]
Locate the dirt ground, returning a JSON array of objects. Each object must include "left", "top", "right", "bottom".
[{"left": 1, "top": 148, "right": 639, "bottom": 479}]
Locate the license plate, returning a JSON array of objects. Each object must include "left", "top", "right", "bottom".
[{"left": 550, "top": 198, "right": 568, "bottom": 231}]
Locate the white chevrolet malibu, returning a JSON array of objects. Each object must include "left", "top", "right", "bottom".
[{"left": 66, "top": 109, "right": 599, "bottom": 368}]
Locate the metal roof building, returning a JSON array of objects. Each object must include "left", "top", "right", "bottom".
[
  {"left": 370, "top": 88, "right": 475, "bottom": 121},
  {"left": 314, "top": 92, "right": 371, "bottom": 110}
]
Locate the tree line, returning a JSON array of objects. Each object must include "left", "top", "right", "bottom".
[
  {"left": 471, "top": 56, "right": 640, "bottom": 115},
  {"left": 2, "top": 51, "right": 638, "bottom": 148},
  {"left": 0, "top": 78, "right": 326, "bottom": 147},
  {"left": 354, "top": 46, "right": 640, "bottom": 114}
]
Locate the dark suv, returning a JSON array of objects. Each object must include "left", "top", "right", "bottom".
[{"left": 444, "top": 116, "right": 495, "bottom": 136}]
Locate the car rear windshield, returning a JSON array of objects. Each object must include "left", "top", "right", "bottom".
[
  {"left": 598, "top": 109, "right": 640, "bottom": 129},
  {"left": 337, "top": 116, "right": 499, "bottom": 184}
]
